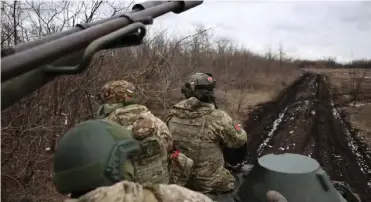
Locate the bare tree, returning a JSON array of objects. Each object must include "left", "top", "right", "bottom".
[{"left": 1, "top": 1, "right": 131, "bottom": 201}]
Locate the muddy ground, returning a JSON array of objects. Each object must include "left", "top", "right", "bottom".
[{"left": 224, "top": 73, "right": 371, "bottom": 201}]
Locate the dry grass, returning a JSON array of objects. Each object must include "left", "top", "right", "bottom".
[
  {"left": 216, "top": 89, "right": 274, "bottom": 121},
  {"left": 303, "top": 67, "right": 371, "bottom": 103},
  {"left": 347, "top": 103, "right": 371, "bottom": 144},
  {"left": 347, "top": 104, "right": 371, "bottom": 133},
  {"left": 303, "top": 67, "right": 371, "bottom": 86},
  {"left": 303, "top": 67, "right": 371, "bottom": 88},
  {"left": 304, "top": 67, "right": 371, "bottom": 145}
]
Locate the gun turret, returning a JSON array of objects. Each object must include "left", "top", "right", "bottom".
[{"left": 1, "top": 1, "right": 203, "bottom": 110}]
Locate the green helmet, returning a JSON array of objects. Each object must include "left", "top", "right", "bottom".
[
  {"left": 53, "top": 119, "right": 140, "bottom": 197},
  {"left": 181, "top": 72, "right": 216, "bottom": 102}
]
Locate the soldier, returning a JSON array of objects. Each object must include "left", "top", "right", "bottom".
[
  {"left": 52, "top": 119, "right": 210, "bottom": 202},
  {"left": 166, "top": 72, "right": 248, "bottom": 194},
  {"left": 53, "top": 119, "right": 286, "bottom": 202},
  {"left": 97, "top": 80, "right": 172, "bottom": 152},
  {"left": 96, "top": 80, "right": 193, "bottom": 185}
]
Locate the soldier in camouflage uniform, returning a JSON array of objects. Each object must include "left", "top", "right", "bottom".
[
  {"left": 53, "top": 120, "right": 286, "bottom": 202},
  {"left": 52, "top": 119, "right": 211, "bottom": 202},
  {"left": 167, "top": 73, "right": 248, "bottom": 194},
  {"left": 97, "top": 80, "right": 193, "bottom": 185},
  {"left": 97, "top": 80, "right": 173, "bottom": 151}
]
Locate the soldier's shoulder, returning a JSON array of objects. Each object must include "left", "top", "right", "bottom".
[
  {"left": 173, "top": 98, "right": 192, "bottom": 108},
  {"left": 125, "top": 104, "right": 149, "bottom": 111},
  {"left": 209, "top": 109, "right": 232, "bottom": 119},
  {"left": 153, "top": 117, "right": 168, "bottom": 130},
  {"left": 112, "top": 104, "right": 149, "bottom": 115}
]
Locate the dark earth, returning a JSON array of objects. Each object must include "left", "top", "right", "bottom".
[{"left": 224, "top": 73, "right": 371, "bottom": 202}]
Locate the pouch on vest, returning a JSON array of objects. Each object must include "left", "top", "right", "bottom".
[
  {"left": 132, "top": 135, "right": 169, "bottom": 184},
  {"left": 103, "top": 109, "right": 170, "bottom": 184}
]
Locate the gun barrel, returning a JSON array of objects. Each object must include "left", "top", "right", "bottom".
[
  {"left": 1, "top": 1, "right": 199, "bottom": 82},
  {"left": 0, "top": 1, "right": 168, "bottom": 57},
  {"left": 1, "top": 0, "right": 203, "bottom": 110}
]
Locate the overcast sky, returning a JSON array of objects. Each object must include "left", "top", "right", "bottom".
[{"left": 135, "top": 0, "right": 371, "bottom": 63}]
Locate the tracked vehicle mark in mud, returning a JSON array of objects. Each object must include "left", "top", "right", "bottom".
[{"left": 230, "top": 73, "right": 371, "bottom": 201}]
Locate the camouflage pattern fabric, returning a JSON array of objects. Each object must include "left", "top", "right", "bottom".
[
  {"left": 100, "top": 104, "right": 171, "bottom": 184},
  {"left": 168, "top": 151, "right": 194, "bottom": 186},
  {"left": 100, "top": 80, "right": 136, "bottom": 104},
  {"left": 167, "top": 97, "right": 247, "bottom": 193},
  {"left": 65, "top": 180, "right": 215, "bottom": 202},
  {"left": 130, "top": 115, "right": 170, "bottom": 184},
  {"left": 97, "top": 79, "right": 194, "bottom": 186},
  {"left": 98, "top": 79, "right": 172, "bottom": 150},
  {"left": 103, "top": 104, "right": 173, "bottom": 151}
]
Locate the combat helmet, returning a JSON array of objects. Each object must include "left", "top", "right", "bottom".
[
  {"left": 99, "top": 80, "right": 136, "bottom": 104},
  {"left": 181, "top": 72, "right": 216, "bottom": 103},
  {"left": 53, "top": 119, "right": 140, "bottom": 198}
]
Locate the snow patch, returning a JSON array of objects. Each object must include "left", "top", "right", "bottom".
[
  {"left": 257, "top": 101, "right": 302, "bottom": 156},
  {"left": 257, "top": 106, "right": 289, "bottom": 156}
]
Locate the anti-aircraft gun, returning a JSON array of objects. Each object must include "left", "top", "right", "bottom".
[
  {"left": 211, "top": 153, "right": 362, "bottom": 202},
  {"left": 1, "top": 0, "right": 203, "bottom": 110}
]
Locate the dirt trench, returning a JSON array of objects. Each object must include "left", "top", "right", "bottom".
[{"left": 224, "top": 73, "right": 371, "bottom": 201}]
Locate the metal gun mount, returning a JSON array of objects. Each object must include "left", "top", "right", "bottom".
[{"left": 209, "top": 153, "right": 361, "bottom": 202}]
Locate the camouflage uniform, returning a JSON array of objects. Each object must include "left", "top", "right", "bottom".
[
  {"left": 168, "top": 150, "right": 194, "bottom": 186},
  {"left": 97, "top": 80, "right": 173, "bottom": 151},
  {"left": 97, "top": 80, "right": 193, "bottom": 185},
  {"left": 65, "top": 180, "right": 215, "bottom": 202},
  {"left": 167, "top": 97, "right": 247, "bottom": 193}
]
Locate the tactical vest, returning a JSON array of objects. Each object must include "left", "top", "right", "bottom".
[
  {"left": 102, "top": 106, "right": 169, "bottom": 184},
  {"left": 130, "top": 133, "right": 169, "bottom": 184},
  {"left": 167, "top": 112, "right": 222, "bottom": 169}
]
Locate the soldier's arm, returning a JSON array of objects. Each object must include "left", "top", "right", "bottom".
[
  {"left": 154, "top": 117, "right": 173, "bottom": 152},
  {"left": 169, "top": 151, "right": 194, "bottom": 186},
  {"left": 153, "top": 183, "right": 215, "bottom": 202},
  {"left": 209, "top": 110, "right": 247, "bottom": 148},
  {"left": 105, "top": 111, "right": 121, "bottom": 124}
]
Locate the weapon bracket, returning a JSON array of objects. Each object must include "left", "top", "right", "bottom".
[
  {"left": 44, "top": 22, "right": 146, "bottom": 75},
  {"left": 120, "top": 13, "right": 154, "bottom": 25}
]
